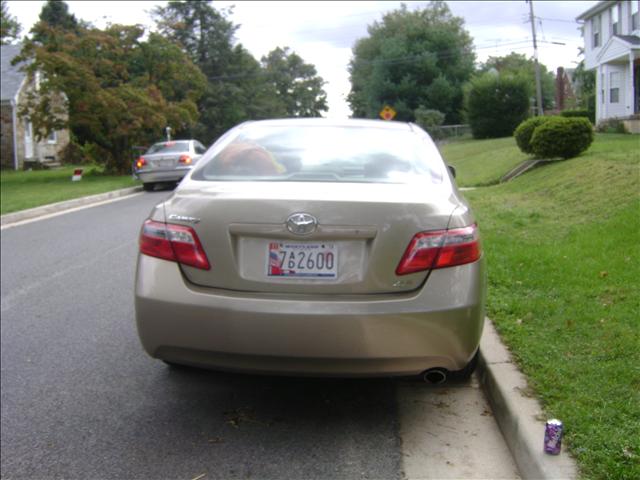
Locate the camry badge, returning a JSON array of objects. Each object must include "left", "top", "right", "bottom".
[
  {"left": 168, "top": 214, "right": 200, "bottom": 224},
  {"left": 286, "top": 213, "right": 317, "bottom": 235}
]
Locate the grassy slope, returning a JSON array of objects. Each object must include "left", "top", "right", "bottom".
[
  {"left": 462, "top": 134, "right": 639, "bottom": 479},
  {"left": 440, "top": 136, "right": 529, "bottom": 187},
  {"left": 1, "top": 166, "right": 139, "bottom": 215}
]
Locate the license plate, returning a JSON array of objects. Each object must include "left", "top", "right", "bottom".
[{"left": 267, "top": 242, "right": 338, "bottom": 278}]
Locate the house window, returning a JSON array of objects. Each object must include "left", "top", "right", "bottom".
[
  {"left": 601, "top": 73, "right": 605, "bottom": 104},
  {"left": 47, "top": 131, "right": 57, "bottom": 144},
  {"left": 592, "top": 14, "right": 601, "bottom": 47},
  {"left": 633, "top": 1, "right": 639, "bottom": 31},
  {"left": 610, "top": 72, "right": 620, "bottom": 103},
  {"left": 610, "top": 4, "right": 620, "bottom": 35}
]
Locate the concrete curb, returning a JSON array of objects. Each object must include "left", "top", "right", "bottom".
[
  {"left": 479, "top": 319, "right": 578, "bottom": 480},
  {"left": 0, "top": 186, "right": 143, "bottom": 227}
]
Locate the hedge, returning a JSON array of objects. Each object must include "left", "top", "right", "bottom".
[{"left": 530, "top": 117, "right": 594, "bottom": 159}]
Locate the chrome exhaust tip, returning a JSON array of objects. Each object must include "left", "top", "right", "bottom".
[{"left": 422, "top": 368, "right": 447, "bottom": 385}]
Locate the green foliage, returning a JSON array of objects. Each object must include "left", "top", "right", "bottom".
[
  {"left": 596, "top": 118, "right": 629, "bottom": 134},
  {"left": 479, "top": 52, "right": 555, "bottom": 110},
  {"left": 37, "top": 0, "right": 78, "bottom": 30},
  {"left": 0, "top": 0, "right": 21, "bottom": 44},
  {"left": 465, "top": 73, "right": 530, "bottom": 139},
  {"left": 414, "top": 106, "right": 446, "bottom": 139},
  {"left": 17, "top": 19, "right": 206, "bottom": 173},
  {"left": 153, "top": 1, "right": 327, "bottom": 143},
  {"left": 514, "top": 116, "right": 551, "bottom": 154},
  {"left": 530, "top": 117, "right": 594, "bottom": 159},
  {"left": 348, "top": 1, "right": 475, "bottom": 123},
  {"left": 414, "top": 107, "right": 445, "bottom": 128},
  {"left": 572, "top": 58, "right": 596, "bottom": 122},
  {"left": 560, "top": 109, "right": 590, "bottom": 120},
  {"left": 262, "top": 47, "right": 327, "bottom": 117}
]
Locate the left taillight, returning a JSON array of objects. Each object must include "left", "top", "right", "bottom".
[
  {"left": 139, "top": 220, "right": 210, "bottom": 270},
  {"left": 136, "top": 157, "right": 146, "bottom": 169},
  {"left": 396, "top": 224, "right": 481, "bottom": 276}
]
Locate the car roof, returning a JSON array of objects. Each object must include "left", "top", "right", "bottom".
[{"left": 238, "top": 118, "right": 414, "bottom": 131}]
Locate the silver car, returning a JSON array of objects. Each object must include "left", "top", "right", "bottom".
[
  {"left": 134, "top": 119, "right": 485, "bottom": 382},
  {"left": 135, "top": 139, "right": 207, "bottom": 191}
]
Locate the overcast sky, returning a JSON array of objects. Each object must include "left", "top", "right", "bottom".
[{"left": 6, "top": 0, "right": 599, "bottom": 118}]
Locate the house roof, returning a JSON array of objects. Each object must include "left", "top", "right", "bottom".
[
  {"left": 1, "top": 44, "right": 29, "bottom": 102},
  {"left": 576, "top": 1, "right": 611, "bottom": 22},
  {"left": 616, "top": 35, "right": 640, "bottom": 46},
  {"left": 596, "top": 34, "right": 640, "bottom": 63}
]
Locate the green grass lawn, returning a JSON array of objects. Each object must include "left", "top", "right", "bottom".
[
  {"left": 440, "top": 136, "right": 530, "bottom": 187},
  {"left": 1, "top": 165, "right": 140, "bottom": 215},
  {"left": 461, "top": 134, "right": 639, "bottom": 479}
]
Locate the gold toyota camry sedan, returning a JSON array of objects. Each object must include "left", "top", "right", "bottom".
[{"left": 134, "top": 118, "right": 486, "bottom": 382}]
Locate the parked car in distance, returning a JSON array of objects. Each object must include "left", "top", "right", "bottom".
[
  {"left": 134, "top": 118, "right": 486, "bottom": 383},
  {"left": 134, "top": 139, "right": 207, "bottom": 191}
]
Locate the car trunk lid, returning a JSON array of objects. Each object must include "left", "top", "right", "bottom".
[{"left": 162, "top": 181, "right": 458, "bottom": 294}]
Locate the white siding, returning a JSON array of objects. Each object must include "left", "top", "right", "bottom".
[{"left": 599, "top": 37, "right": 633, "bottom": 63}]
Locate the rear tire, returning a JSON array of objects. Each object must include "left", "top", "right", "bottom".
[
  {"left": 452, "top": 350, "right": 479, "bottom": 380},
  {"left": 162, "top": 360, "right": 192, "bottom": 370},
  {"left": 143, "top": 182, "right": 155, "bottom": 192}
]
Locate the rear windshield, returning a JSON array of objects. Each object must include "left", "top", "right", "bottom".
[
  {"left": 146, "top": 141, "right": 190, "bottom": 154},
  {"left": 191, "top": 125, "right": 445, "bottom": 184}
]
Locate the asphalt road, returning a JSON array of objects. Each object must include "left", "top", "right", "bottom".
[{"left": 1, "top": 190, "right": 519, "bottom": 480}]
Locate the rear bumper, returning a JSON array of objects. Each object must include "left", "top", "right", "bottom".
[
  {"left": 134, "top": 255, "right": 486, "bottom": 377},
  {"left": 136, "top": 168, "right": 190, "bottom": 184}
]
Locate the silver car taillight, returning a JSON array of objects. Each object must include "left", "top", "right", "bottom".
[
  {"left": 139, "top": 220, "right": 210, "bottom": 270},
  {"left": 396, "top": 224, "right": 481, "bottom": 275}
]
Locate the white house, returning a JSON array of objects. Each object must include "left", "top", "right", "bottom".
[{"left": 577, "top": 0, "right": 639, "bottom": 129}]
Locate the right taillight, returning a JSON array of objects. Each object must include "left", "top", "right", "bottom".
[
  {"left": 395, "top": 224, "right": 481, "bottom": 275},
  {"left": 139, "top": 220, "right": 210, "bottom": 270}
]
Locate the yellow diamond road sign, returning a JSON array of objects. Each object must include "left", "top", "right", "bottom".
[{"left": 380, "top": 106, "right": 396, "bottom": 121}]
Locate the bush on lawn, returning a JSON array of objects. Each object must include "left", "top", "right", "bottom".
[
  {"left": 414, "top": 107, "right": 446, "bottom": 140},
  {"left": 560, "top": 109, "right": 591, "bottom": 122},
  {"left": 530, "top": 117, "right": 594, "bottom": 159},
  {"left": 514, "top": 116, "right": 552, "bottom": 154},
  {"left": 464, "top": 73, "right": 530, "bottom": 139}
]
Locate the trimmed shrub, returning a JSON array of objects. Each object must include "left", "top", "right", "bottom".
[
  {"left": 514, "top": 116, "right": 552, "bottom": 154},
  {"left": 414, "top": 107, "right": 446, "bottom": 140},
  {"left": 414, "top": 107, "right": 445, "bottom": 129},
  {"left": 464, "top": 73, "right": 530, "bottom": 139},
  {"left": 560, "top": 109, "right": 591, "bottom": 122},
  {"left": 530, "top": 117, "right": 594, "bottom": 159}
]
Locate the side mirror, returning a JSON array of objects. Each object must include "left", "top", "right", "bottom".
[{"left": 447, "top": 165, "right": 456, "bottom": 178}]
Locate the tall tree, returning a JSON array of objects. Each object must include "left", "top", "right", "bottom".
[
  {"left": 154, "top": 1, "right": 327, "bottom": 142},
  {"left": 262, "top": 47, "right": 328, "bottom": 117},
  {"left": 153, "top": 0, "right": 258, "bottom": 142},
  {"left": 479, "top": 52, "right": 555, "bottom": 110},
  {"left": 348, "top": 1, "right": 475, "bottom": 123},
  {"left": 1, "top": 0, "right": 21, "bottom": 44},
  {"left": 17, "top": 20, "right": 206, "bottom": 173}
]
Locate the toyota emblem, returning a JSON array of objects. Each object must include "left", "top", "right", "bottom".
[{"left": 286, "top": 213, "right": 317, "bottom": 235}]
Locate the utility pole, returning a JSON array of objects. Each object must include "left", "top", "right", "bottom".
[{"left": 528, "top": 0, "right": 544, "bottom": 116}]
